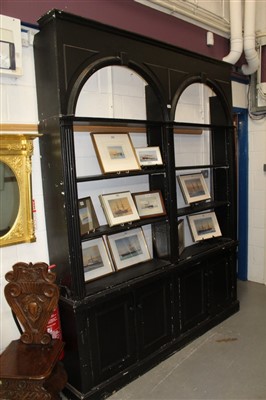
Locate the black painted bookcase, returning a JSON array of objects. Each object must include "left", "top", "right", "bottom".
[{"left": 34, "top": 9, "right": 239, "bottom": 400}]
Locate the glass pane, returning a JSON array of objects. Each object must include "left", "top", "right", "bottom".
[
  {"left": 175, "top": 83, "right": 217, "bottom": 124},
  {"left": 76, "top": 66, "right": 148, "bottom": 119},
  {"left": 0, "top": 162, "right": 19, "bottom": 237}
]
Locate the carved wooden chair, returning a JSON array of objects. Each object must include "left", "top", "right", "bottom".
[{"left": 0, "top": 262, "right": 67, "bottom": 400}]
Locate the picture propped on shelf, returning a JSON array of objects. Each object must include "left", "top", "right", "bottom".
[
  {"left": 153, "top": 222, "right": 169, "bottom": 258},
  {"left": 135, "top": 146, "right": 163, "bottom": 166},
  {"left": 91, "top": 132, "right": 140, "bottom": 173},
  {"left": 99, "top": 191, "right": 140, "bottom": 227},
  {"left": 78, "top": 197, "right": 99, "bottom": 235},
  {"left": 132, "top": 190, "right": 166, "bottom": 219},
  {"left": 107, "top": 228, "right": 151, "bottom": 270},
  {"left": 178, "top": 219, "right": 185, "bottom": 255},
  {"left": 188, "top": 212, "right": 221, "bottom": 242},
  {"left": 82, "top": 238, "right": 114, "bottom": 281},
  {"left": 178, "top": 173, "right": 211, "bottom": 204}
]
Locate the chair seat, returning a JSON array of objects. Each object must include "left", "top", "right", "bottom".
[
  {"left": 0, "top": 339, "right": 63, "bottom": 380},
  {"left": 0, "top": 339, "right": 67, "bottom": 400}
]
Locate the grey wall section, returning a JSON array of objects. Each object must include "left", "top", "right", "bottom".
[{"left": 1, "top": 0, "right": 229, "bottom": 60}]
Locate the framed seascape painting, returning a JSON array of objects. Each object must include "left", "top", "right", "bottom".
[
  {"left": 99, "top": 191, "right": 140, "bottom": 227},
  {"left": 91, "top": 132, "right": 140, "bottom": 173},
  {"left": 135, "top": 146, "right": 163, "bottom": 166},
  {"left": 177, "top": 173, "right": 211, "bottom": 204},
  {"left": 78, "top": 197, "right": 99, "bottom": 235},
  {"left": 82, "top": 238, "right": 114, "bottom": 281},
  {"left": 187, "top": 212, "right": 222, "bottom": 242},
  {"left": 132, "top": 190, "right": 166, "bottom": 219},
  {"left": 107, "top": 228, "right": 151, "bottom": 270}
]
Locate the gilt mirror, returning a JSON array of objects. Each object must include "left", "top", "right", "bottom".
[{"left": 0, "top": 134, "right": 37, "bottom": 246}]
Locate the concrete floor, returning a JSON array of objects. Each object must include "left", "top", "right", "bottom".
[{"left": 108, "top": 280, "right": 266, "bottom": 400}]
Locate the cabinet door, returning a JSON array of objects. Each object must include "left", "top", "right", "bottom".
[
  {"left": 208, "top": 251, "right": 235, "bottom": 314},
  {"left": 136, "top": 279, "right": 172, "bottom": 357},
  {"left": 179, "top": 263, "right": 208, "bottom": 332},
  {"left": 90, "top": 293, "right": 137, "bottom": 384}
]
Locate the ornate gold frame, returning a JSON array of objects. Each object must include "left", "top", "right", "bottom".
[{"left": 0, "top": 133, "right": 39, "bottom": 247}]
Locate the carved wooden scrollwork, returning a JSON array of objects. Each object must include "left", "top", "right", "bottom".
[
  {"left": 0, "top": 378, "right": 53, "bottom": 400},
  {"left": 4, "top": 262, "right": 59, "bottom": 345}
]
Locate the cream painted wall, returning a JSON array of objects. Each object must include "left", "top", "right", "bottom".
[{"left": 248, "top": 119, "right": 266, "bottom": 284}]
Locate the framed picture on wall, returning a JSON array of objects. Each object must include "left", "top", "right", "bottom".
[
  {"left": 82, "top": 238, "right": 114, "bottom": 281},
  {"left": 135, "top": 146, "right": 163, "bottom": 166},
  {"left": 187, "top": 212, "right": 221, "bottom": 242},
  {"left": 99, "top": 191, "right": 140, "bottom": 227},
  {"left": 78, "top": 197, "right": 99, "bottom": 235},
  {"left": 91, "top": 132, "right": 140, "bottom": 173},
  {"left": 177, "top": 173, "right": 211, "bottom": 204},
  {"left": 132, "top": 190, "right": 166, "bottom": 219},
  {"left": 107, "top": 228, "right": 151, "bottom": 270}
]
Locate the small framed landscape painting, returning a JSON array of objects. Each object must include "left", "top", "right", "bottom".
[
  {"left": 78, "top": 197, "right": 99, "bottom": 235},
  {"left": 107, "top": 228, "right": 151, "bottom": 270},
  {"left": 135, "top": 146, "right": 163, "bottom": 166},
  {"left": 132, "top": 190, "right": 166, "bottom": 219},
  {"left": 99, "top": 191, "right": 140, "bottom": 227},
  {"left": 82, "top": 238, "right": 114, "bottom": 281},
  {"left": 178, "top": 173, "right": 211, "bottom": 204},
  {"left": 188, "top": 212, "right": 222, "bottom": 242},
  {"left": 91, "top": 132, "right": 140, "bottom": 173}
]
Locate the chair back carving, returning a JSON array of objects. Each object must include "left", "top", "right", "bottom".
[{"left": 4, "top": 262, "right": 59, "bottom": 345}]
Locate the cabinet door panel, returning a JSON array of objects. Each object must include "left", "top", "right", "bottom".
[
  {"left": 90, "top": 294, "right": 136, "bottom": 383},
  {"left": 136, "top": 279, "right": 172, "bottom": 357},
  {"left": 179, "top": 264, "right": 207, "bottom": 332},
  {"left": 208, "top": 251, "right": 235, "bottom": 314}
]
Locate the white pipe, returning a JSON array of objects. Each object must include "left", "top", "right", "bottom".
[
  {"left": 223, "top": 0, "right": 243, "bottom": 64},
  {"left": 241, "top": 0, "right": 259, "bottom": 75}
]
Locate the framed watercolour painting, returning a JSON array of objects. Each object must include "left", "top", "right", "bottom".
[
  {"left": 82, "top": 238, "right": 114, "bottom": 281},
  {"left": 188, "top": 212, "right": 222, "bottom": 242},
  {"left": 78, "top": 197, "right": 99, "bottom": 235},
  {"left": 99, "top": 191, "right": 140, "bottom": 227},
  {"left": 135, "top": 146, "right": 163, "bottom": 166},
  {"left": 177, "top": 173, "right": 211, "bottom": 204},
  {"left": 132, "top": 190, "right": 166, "bottom": 218},
  {"left": 107, "top": 228, "right": 151, "bottom": 270},
  {"left": 91, "top": 132, "right": 140, "bottom": 173}
]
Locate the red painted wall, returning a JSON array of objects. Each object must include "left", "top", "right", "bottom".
[{"left": 0, "top": 0, "right": 229, "bottom": 61}]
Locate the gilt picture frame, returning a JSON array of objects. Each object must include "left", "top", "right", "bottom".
[
  {"left": 99, "top": 191, "right": 140, "bottom": 227},
  {"left": 177, "top": 173, "right": 211, "bottom": 204},
  {"left": 188, "top": 212, "right": 222, "bottom": 242},
  {"left": 132, "top": 190, "right": 166, "bottom": 218},
  {"left": 82, "top": 238, "right": 114, "bottom": 281},
  {"left": 107, "top": 228, "right": 151, "bottom": 270},
  {"left": 91, "top": 132, "right": 140, "bottom": 173}
]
